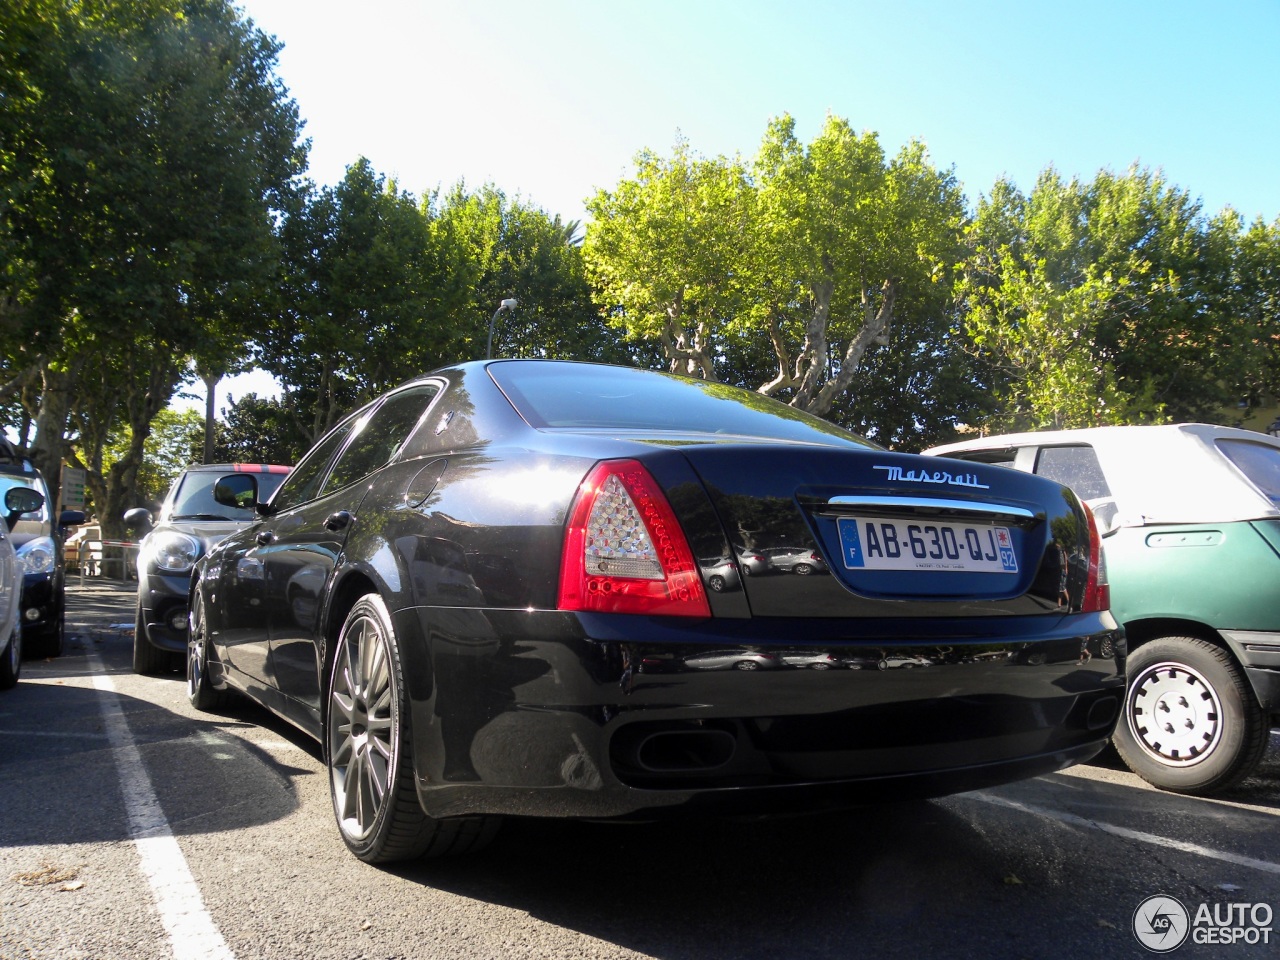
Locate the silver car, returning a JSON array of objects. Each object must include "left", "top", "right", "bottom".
[{"left": 1, "top": 487, "right": 47, "bottom": 690}]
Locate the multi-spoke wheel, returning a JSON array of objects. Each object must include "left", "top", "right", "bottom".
[
  {"left": 1112, "top": 636, "right": 1267, "bottom": 795},
  {"left": 326, "top": 594, "right": 499, "bottom": 863},
  {"left": 187, "top": 590, "right": 227, "bottom": 711}
]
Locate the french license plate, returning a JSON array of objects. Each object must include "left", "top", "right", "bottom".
[{"left": 837, "top": 517, "right": 1019, "bottom": 573}]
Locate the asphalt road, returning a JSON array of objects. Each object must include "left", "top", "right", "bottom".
[{"left": 2, "top": 580, "right": 1278, "bottom": 960}]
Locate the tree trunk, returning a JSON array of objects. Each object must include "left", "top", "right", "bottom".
[
  {"left": 29, "top": 360, "right": 83, "bottom": 517},
  {"left": 201, "top": 369, "right": 221, "bottom": 463}
]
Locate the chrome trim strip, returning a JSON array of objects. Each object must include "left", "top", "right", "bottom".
[{"left": 826, "top": 495, "right": 1039, "bottom": 520}]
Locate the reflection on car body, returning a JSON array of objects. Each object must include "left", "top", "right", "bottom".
[
  {"left": 185, "top": 359, "right": 1123, "bottom": 865},
  {"left": 682, "top": 648, "right": 783, "bottom": 671},
  {"left": 761, "top": 546, "right": 829, "bottom": 575},
  {"left": 779, "top": 650, "right": 840, "bottom": 670}
]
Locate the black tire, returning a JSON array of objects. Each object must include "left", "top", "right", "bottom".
[
  {"left": 187, "top": 591, "right": 228, "bottom": 711},
  {"left": 326, "top": 594, "right": 499, "bottom": 863},
  {"left": 708, "top": 575, "right": 726, "bottom": 593},
  {"left": 0, "top": 623, "right": 21, "bottom": 690},
  {"left": 733, "top": 659, "right": 760, "bottom": 671},
  {"left": 1112, "top": 636, "right": 1268, "bottom": 795},
  {"left": 809, "top": 662, "right": 831, "bottom": 671},
  {"left": 132, "top": 606, "right": 169, "bottom": 675},
  {"left": 793, "top": 563, "right": 813, "bottom": 576}
]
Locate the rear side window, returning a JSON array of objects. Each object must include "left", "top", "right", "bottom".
[
  {"left": 322, "top": 384, "right": 440, "bottom": 495},
  {"left": 272, "top": 418, "right": 358, "bottom": 512},
  {"left": 1034, "top": 445, "right": 1112, "bottom": 501},
  {"left": 1217, "top": 439, "right": 1280, "bottom": 505}
]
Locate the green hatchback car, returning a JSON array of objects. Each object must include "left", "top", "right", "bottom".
[{"left": 927, "top": 424, "right": 1280, "bottom": 795}]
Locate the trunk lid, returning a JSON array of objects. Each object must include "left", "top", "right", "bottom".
[{"left": 676, "top": 444, "right": 1088, "bottom": 619}]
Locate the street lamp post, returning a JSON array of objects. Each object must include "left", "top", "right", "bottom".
[{"left": 486, "top": 298, "right": 518, "bottom": 360}]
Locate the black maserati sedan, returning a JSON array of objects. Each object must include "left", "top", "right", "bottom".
[{"left": 189, "top": 360, "right": 1125, "bottom": 864}]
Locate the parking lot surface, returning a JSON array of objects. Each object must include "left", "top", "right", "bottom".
[{"left": 1, "top": 581, "right": 1277, "bottom": 959}]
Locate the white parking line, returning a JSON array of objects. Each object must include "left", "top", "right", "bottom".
[
  {"left": 88, "top": 649, "right": 236, "bottom": 960},
  {"left": 970, "top": 791, "right": 1280, "bottom": 876}
]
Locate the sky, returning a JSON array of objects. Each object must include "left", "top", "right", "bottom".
[{"left": 190, "top": 0, "right": 1280, "bottom": 412}]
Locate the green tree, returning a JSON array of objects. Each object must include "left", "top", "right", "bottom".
[
  {"left": 583, "top": 116, "right": 968, "bottom": 420},
  {"left": 0, "top": 0, "right": 305, "bottom": 526},
  {"left": 960, "top": 166, "right": 1262, "bottom": 431},
  {"left": 585, "top": 138, "right": 754, "bottom": 379},
  {"left": 434, "top": 183, "right": 628, "bottom": 364},
  {"left": 208, "top": 392, "right": 312, "bottom": 465},
  {"left": 265, "top": 159, "right": 463, "bottom": 443}
]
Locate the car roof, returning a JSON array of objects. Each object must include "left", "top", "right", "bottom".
[
  {"left": 926, "top": 423, "right": 1280, "bottom": 525},
  {"left": 177, "top": 463, "right": 291, "bottom": 473}
]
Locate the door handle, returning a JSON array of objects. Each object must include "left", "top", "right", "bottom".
[
  {"left": 325, "top": 510, "right": 352, "bottom": 532},
  {"left": 255, "top": 530, "right": 275, "bottom": 545}
]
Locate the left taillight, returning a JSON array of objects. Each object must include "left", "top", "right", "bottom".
[
  {"left": 558, "top": 459, "right": 711, "bottom": 618},
  {"left": 1081, "top": 502, "right": 1110, "bottom": 613}
]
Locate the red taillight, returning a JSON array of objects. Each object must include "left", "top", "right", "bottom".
[
  {"left": 1081, "top": 502, "right": 1110, "bottom": 613},
  {"left": 558, "top": 460, "right": 711, "bottom": 618}
]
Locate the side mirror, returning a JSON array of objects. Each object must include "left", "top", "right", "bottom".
[
  {"left": 212, "top": 474, "right": 258, "bottom": 510},
  {"left": 1086, "top": 498, "right": 1122, "bottom": 537},
  {"left": 123, "top": 506, "right": 154, "bottom": 534},
  {"left": 4, "top": 487, "right": 45, "bottom": 533},
  {"left": 58, "top": 509, "right": 87, "bottom": 532}
]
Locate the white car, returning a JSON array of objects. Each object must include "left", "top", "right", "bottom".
[
  {"left": 1, "top": 486, "right": 48, "bottom": 690},
  {"left": 927, "top": 423, "right": 1280, "bottom": 794}
]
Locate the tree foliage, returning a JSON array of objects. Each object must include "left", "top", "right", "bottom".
[
  {"left": 265, "top": 158, "right": 464, "bottom": 443},
  {"left": 584, "top": 115, "right": 969, "bottom": 426},
  {"left": 1, "top": 0, "right": 305, "bottom": 531},
  {"left": 959, "top": 167, "right": 1280, "bottom": 432}
]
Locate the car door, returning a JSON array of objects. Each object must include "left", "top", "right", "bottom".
[
  {"left": 212, "top": 418, "right": 358, "bottom": 685},
  {"left": 265, "top": 383, "right": 443, "bottom": 729}
]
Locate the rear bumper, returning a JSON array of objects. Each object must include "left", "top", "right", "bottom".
[{"left": 400, "top": 607, "right": 1125, "bottom": 820}]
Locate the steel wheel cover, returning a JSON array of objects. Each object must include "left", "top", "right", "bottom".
[
  {"left": 328, "top": 611, "right": 397, "bottom": 842},
  {"left": 1125, "top": 660, "right": 1224, "bottom": 767}
]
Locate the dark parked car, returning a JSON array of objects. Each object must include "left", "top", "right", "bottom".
[
  {"left": 0, "top": 443, "right": 85, "bottom": 657},
  {"left": 126, "top": 463, "right": 290, "bottom": 673},
  {"left": 188, "top": 359, "right": 1123, "bottom": 864}
]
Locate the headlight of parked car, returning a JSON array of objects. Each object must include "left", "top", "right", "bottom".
[
  {"left": 146, "top": 532, "right": 201, "bottom": 574},
  {"left": 17, "top": 536, "right": 56, "bottom": 576}
]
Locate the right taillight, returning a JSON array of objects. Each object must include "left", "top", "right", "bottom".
[
  {"left": 1081, "top": 502, "right": 1110, "bottom": 613},
  {"left": 558, "top": 459, "right": 711, "bottom": 618}
]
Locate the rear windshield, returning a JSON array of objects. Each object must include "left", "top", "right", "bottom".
[
  {"left": 488, "top": 361, "right": 875, "bottom": 448},
  {"left": 1217, "top": 439, "right": 1280, "bottom": 505}
]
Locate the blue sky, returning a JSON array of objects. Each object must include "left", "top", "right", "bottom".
[
  {"left": 200, "top": 0, "right": 1280, "bottom": 408},
  {"left": 238, "top": 0, "right": 1280, "bottom": 224}
]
